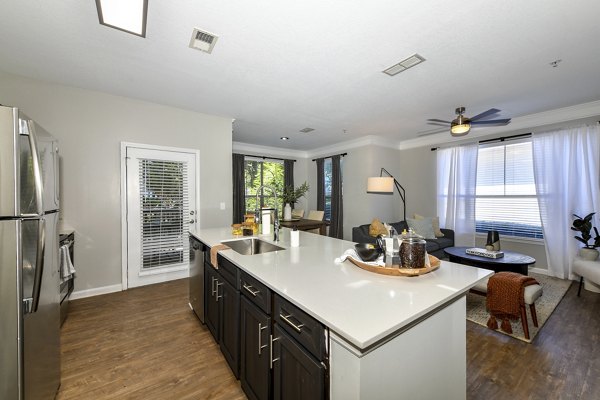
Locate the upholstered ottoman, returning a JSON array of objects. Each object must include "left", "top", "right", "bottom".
[
  {"left": 573, "top": 257, "right": 600, "bottom": 295},
  {"left": 472, "top": 276, "right": 543, "bottom": 340}
]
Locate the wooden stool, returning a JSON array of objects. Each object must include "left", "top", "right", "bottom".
[{"left": 472, "top": 277, "right": 543, "bottom": 340}]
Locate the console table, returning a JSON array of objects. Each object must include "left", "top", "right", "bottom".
[{"left": 444, "top": 246, "right": 535, "bottom": 275}]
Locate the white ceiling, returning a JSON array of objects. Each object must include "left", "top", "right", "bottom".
[{"left": 1, "top": 0, "right": 599, "bottom": 151}]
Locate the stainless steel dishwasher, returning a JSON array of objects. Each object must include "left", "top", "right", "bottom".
[{"left": 189, "top": 236, "right": 206, "bottom": 323}]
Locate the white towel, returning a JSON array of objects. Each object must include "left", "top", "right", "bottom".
[
  {"left": 335, "top": 248, "right": 384, "bottom": 266},
  {"left": 59, "top": 245, "right": 75, "bottom": 280}
]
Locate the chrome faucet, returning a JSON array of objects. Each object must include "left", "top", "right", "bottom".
[{"left": 254, "top": 185, "right": 280, "bottom": 242}]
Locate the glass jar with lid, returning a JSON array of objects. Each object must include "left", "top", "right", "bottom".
[{"left": 399, "top": 229, "right": 427, "bottom": 269}]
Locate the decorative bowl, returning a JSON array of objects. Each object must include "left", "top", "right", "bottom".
[{"left": 354, "top": 243, "right": 381, "bottom": 262}]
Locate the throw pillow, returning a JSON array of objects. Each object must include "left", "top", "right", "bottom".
[
  {"left": 414, "top": 213, "right": 444, "bottom": 238},
  {"left": 406, "top": 217, "right": 436, "bottom": 239},
  {"left": 369, "top": 218, "right": 388, "bottom": 237}
]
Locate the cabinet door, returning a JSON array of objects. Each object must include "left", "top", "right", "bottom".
[
  {"left": 219, "top": 278, "right": 240, "bottom": 378},
  {"left": 240, "top": 297, "right": 271, "bottom": 400},
  {"left": 273, "top": 325, "right": 325, "bottom": 400},
  {"left": 204, "top": 266, "right": 219, "bottom": 340}
]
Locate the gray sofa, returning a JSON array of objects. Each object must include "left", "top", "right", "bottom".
[{"left": 351, "top": 221, "right": 454, "bottom": 259}]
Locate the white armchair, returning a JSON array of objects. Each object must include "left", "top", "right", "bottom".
[{"left": 573, "top": 257, "right": 600, "bottom": 296}]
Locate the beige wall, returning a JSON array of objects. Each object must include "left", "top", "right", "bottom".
[{"left": 0, "top": 71, "right": 233, "bottom": 292}]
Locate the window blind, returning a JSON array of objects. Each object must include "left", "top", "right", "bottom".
[
  {"left": 139, "top": 159, "right": 189, "bottom": 269},
  {"left": 476, "top": 141, "right": 543, "bottom": 239}
]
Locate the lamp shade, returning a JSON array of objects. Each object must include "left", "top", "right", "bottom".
[{"left": 367, "top": 177, "right": 394, "bottom": 193}]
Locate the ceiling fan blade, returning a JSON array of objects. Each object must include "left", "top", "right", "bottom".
[
  {"left": 426, "top": 118, "right": 451, "bottom": 124},
  {"left": 470, "top": 108, "right": 501, "bottom": 121},
  {"left": 427, "top": 121, "right": 449, "bottom": 127},
  {"left": 471, "top": 118, "right": 511, "bottom": 125}
]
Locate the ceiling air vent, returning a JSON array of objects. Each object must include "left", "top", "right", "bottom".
[
  {"left": 299, "top": 127, "right": 315, "bottom": 133},
  {"left": 383, "top": 53, "right": 425, "bottom": 76},
  {"left": 189, "top": 28, "right": 218, "bottom": 54}
]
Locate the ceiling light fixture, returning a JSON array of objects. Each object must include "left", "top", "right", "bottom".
[
  {"left": 280, "top": 137, "right": 289, "bottom": 141},
  {"left": 383, "top": 54, "right": 426, "bottom": 76},
  {"left": 450, "top": 107, "right": 471, "bottom": 136},
  {"left": 95, "top": 0, "right": 148, "bottom": 37}
]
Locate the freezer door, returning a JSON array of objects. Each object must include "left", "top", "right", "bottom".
[
  {"left": 0, "top": 220, "right": 21, "bottom": 400},
  {"left": 18, "top": 115, "right": 44, "bottom": 217},
  {"left": 23, "top": 212, "right": 60, "bottom": 400},
  {"left": 0, "top": 106, "right": 18, "bottom": 218}
]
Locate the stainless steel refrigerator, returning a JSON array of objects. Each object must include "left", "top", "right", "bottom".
[{"left": 0, "top": 105, "right": 61, "bottom": 399}]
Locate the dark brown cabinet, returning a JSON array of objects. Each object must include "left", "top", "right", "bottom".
[
  {"left": 240, "top": 296, "right": 271, "bottom": 400},
  {"left": 204, "top": 255, "right": 241, "bottom": 378},
  {"left": 272, "top": 324, "right": 326, "bottom": 400}
]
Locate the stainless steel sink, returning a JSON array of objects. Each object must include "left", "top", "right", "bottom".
[{"left": 222, "top": 238, "right": 285, "bottom": 255}]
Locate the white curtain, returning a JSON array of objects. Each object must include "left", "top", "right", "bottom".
[
  {"left": 437, "top": 144, "right": 479, "bottom": 246},
  {"left": 532, "top": 124, "right": 600, "bottom": 279}
]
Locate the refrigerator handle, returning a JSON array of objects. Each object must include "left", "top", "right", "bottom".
[
  {"left": 30, "top": 218, "right": 46, "bottom": 313},
  {"left": 24, "top": 120, "right": 44, "bottom": 216}
]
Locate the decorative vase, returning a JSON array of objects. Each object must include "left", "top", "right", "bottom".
[
  {"left": 579, "top": 247, "right": 599, "bottom": 261},
  {"left": 283, "top": 203, "right": 292, "bottom": 220}
]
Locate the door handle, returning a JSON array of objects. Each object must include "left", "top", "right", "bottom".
[
  {"left": 258, "top": 323, "right": 268, "bottom": 355},
  {"left": 20, "top": 120, "right": 43, "bottom": 216},
  {"left": 215, "top": 281, "right": 223, "bottom": 301},
  {"left": 269, "top": 335, "right": 280, "bottom": 369},
  {"left": 29, "top": 218, "right": 46, "bottom": 313},
  {"left": 211, "top": 277, "right": 217, "bottom": 297}
]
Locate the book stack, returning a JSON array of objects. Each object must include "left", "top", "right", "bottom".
[{"left": 466, "top": 248, "right": 505, "bottom": 259}]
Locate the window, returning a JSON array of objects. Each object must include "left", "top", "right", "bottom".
[
  {"left": 475, "top": 140, "right": 543, "bottom": 239},
  {"left": 324, "top": 158, "right": 332, "bottom": 221},
  {"left": 244, "top": 158, "right": 284, "bottom": 214}
]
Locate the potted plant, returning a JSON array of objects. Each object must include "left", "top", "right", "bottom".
[
  {"left": 280, "top": 182, "right": 309, "bottom": 220},
  {"left": 571, "top": 212, "right": 600, "bottom": 261}
]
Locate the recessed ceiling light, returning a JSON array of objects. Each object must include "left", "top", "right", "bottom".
[
  {"left": 280, "top": 137, "right": 290, "bottom": 141},
  {"left": 96, "top": 0, "right": 148, "bottom": 37},
  {"left": 383, "top": 54, "right": 426, "bottom": 76},
  {"left": 299, "top": 127, "right": 315, "bottom": 133}
]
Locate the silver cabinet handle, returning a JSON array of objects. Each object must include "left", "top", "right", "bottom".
[
  {"left": 211, "top": 277, "right": 217, "bottom": 297},
  {"left": 215, "top": 281, "right": 223, "bottom": 301},
  {"left": 279, "top": 313, "right": 304, "bottom": 333},
  {"left": 269, "top": 335, "right": 280, "bottom": 369},
  {"left": 243, "top": 283, "right": 260, "bottom": 297},
  {"left": 258, "top": 323, "right": 268, "bottom": 355}
]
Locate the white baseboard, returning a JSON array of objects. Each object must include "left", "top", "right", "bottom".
[{"left": 70, "top": 283, "right": 123, "bottom": 300}]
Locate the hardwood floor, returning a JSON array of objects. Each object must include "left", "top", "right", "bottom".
[
  {"left": 58, "top": 278, "right": 599, "bottom": 399},
  {"left": 57, "top": 279, "right": 245, "bottom": 400},
  {"left": 467, "top": 282, "right": 600, "bottom": 400}
]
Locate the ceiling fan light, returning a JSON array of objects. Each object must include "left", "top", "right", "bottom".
[{"left": 451, "top": 122, "right": 471, "bottom": 136}]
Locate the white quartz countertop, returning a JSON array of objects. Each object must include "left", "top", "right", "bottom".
[{"left": 191, "top": 227, "right": 492, "bottom": 351}]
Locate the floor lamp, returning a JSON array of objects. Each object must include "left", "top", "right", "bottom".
[{"left": 367, "top": 168, "right": 406, "bottom": 221}]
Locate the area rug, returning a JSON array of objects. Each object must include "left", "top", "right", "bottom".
[{"left": 466, "top": 272, "right": 571, "bottom": 343}]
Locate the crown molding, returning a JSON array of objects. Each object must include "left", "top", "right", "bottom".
[
  {"left": 398, "top": 100, "right": 600, "bottom": 150},
  {"left": 232, "top": 141, "right": 309, "bottom": 159},
  {"left": 305, "top": 135, "right": 401, "bottom": 159}
]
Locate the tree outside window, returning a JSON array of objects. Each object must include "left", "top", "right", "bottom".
[{"left": 244, "top": 159, "right": 284, "bottom": 214}]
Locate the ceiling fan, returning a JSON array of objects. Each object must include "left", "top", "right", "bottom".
[{"left": 426, "top": 107, "right": 511, "bottom": 137}]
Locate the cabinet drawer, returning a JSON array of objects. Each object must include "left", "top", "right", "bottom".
[
  {"left": 217, "top": 253, "right": 240, "bottom": 288},
  {"left": 274, "top": 295, "right": 326, "bottom": 361},
  {"left": 240, "top": 271, "right": 271, "bottom": 314}
]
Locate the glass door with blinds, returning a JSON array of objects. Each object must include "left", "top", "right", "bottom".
[{"left": 125, "top": 145, "right": 198, "bottom": 288}]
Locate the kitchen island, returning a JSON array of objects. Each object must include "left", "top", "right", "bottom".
[{"left": 191, "top": 227, "right": 492, "bottom": 399}]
